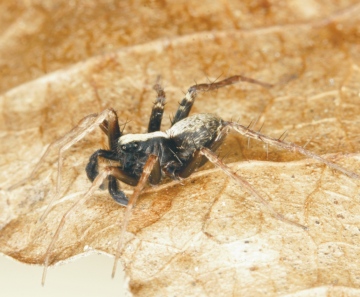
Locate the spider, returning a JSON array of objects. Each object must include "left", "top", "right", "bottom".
[{"left": 12, "top": 75, "right": 359, "bottom": 285}]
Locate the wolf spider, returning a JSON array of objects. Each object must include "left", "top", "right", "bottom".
[{"left": 12, "top": 75, "right": 360, "bottom": 285}]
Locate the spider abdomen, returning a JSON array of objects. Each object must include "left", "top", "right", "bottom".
[{"left": 166, "top": 113, "right": 224, "bottom": 161}]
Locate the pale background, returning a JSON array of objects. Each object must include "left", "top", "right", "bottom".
[{"left": 0, "top": 253, "right": 128, "bottom": 296}]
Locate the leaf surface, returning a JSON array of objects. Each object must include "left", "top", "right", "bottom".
[{"left": 1, "top": 1, "right": 360, "bottom": 296}]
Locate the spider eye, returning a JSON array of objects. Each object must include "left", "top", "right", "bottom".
[{"left": 120, "top": 142, "right": 139, "bottom": 152}]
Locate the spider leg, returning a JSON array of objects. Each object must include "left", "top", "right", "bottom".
[
  {"left": 171, "top": 86, "right": 197, "bottom": 125},
  {"left": 177, "top": 132, "right": 227, "bottom": 178},
  {"left": 43, "top": 157, "right": 160, "bottom": 283},
  {"left": 222, "top": 121, "right": 360, "bottom": 180},
  {"left": 199, "top": 147, "right": 307, "bottom": 230},
  {"left": 99, "top": 119, "right": 109, "bottom": 135},
  {"left": 38, "top": 109, "right": 121, "bottom": 221},
  {"left": 111, "top": 154, "right": 159, "bottom": 278},
  {"left": 148, "top": 81, "right": 166, "bottom": 132},
  {"left": 192, "top": 75, "right": 273, "bottom": 91},
  {"left": 8, "top": 112, "right": 99, "bottom": 191},
  {"left": 149, "top": 153, "right": 161, "bottom": 184},
  {"left": 177, "top": 150, "right": 204, "bottom": 178},
  {"left": 105, "top": 108, "right": 122, "bottom": 150},
  {"left": 42, "top": 165, "right": 119, "bottom": 286},
  {"left": 171, "top": 75, "right": 272, "bottom": 126}
]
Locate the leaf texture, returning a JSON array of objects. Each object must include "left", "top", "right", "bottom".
[{"left": 1, "top": 1, "right": 360, "bottom": 296}]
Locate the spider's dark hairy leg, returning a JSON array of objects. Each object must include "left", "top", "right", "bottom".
[
  {"left": 99, "top": 119, "right": 109, "bottom": 135},
  {"left": 223, "top": 121, "right": 360, "bottom": 180},
  {"left": 112, "top": 154, "right": 159, "bottom": 278},
  {"left": 148, "top": 82, "right": 166, "bottom": 132},
  {"left": 171, "top": 86, "right": 197, "bottom": 125},
  {"left": 178, "top": 150, "right": 204, "bottom": 178},
  {"left": 105, "top": 109, "right": 122, "bottom": 150},
  {"left": 149, "top": 156, "right": 161, "bottom": 184},
  {"left": 178, "top": 131, "right": 227, "bottom": 178},
  {"left": 200, "top": 147, "right": 308, "bottom": 230}
]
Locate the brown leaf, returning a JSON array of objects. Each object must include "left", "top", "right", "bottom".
[{"left": 1, "top": 1, "right": 360, "bottom": 296}]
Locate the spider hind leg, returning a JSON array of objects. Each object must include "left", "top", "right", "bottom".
[
  {"left": 222, "top": 121, "right": 360, "bottom": 180},
  {"left": 198, "top": 119, "right": 360, "bottom": 228},
  {"left": 199, "top": 147, "right": 307, "bottom": 230}
]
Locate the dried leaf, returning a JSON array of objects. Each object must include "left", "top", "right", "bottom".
[{"left": 1, "top": 1, "right": 360, "bottom": 296}]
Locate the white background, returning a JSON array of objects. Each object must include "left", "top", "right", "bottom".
[{"left": 0, "top": 253, "right": 128, "bottom": 297}]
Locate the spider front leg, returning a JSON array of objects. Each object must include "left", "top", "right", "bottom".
[
  {"left": 43, "top": 152, "right": 160, "bottom": 284},
  {"left": 8, "top": 112, "right": 100, "bottom": 191},
  {"left": 42, "top": 165, "right": 122, "bottom": 285},
  {"left": 33, "top": 109, "right": 122, "bottom": 221}
]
